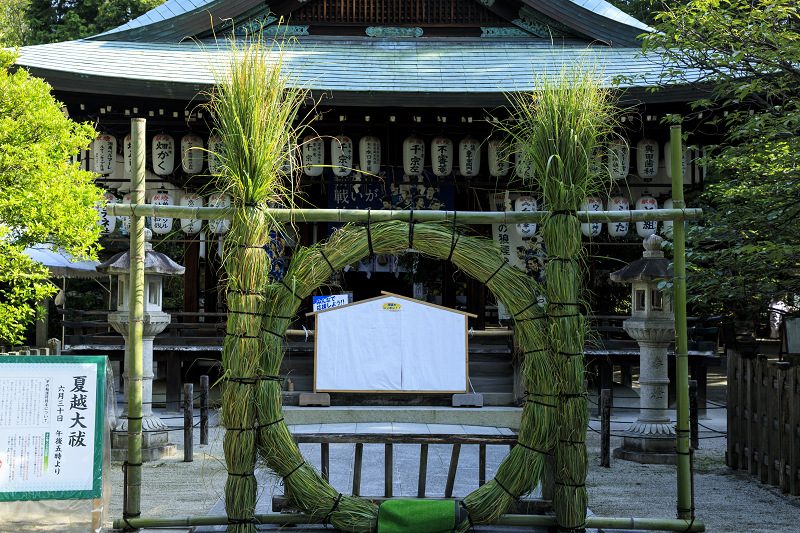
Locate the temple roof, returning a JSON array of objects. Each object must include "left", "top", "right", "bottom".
[{"left": 12, "top": 0, "right": 684, "bottom": 106}]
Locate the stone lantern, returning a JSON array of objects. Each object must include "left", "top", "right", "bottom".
[
  {"left": 610, "top": 234, "right": 676, "bottom": 464},
  {"left": 96, "top": 228, "right": 185, "bottom": 461}
]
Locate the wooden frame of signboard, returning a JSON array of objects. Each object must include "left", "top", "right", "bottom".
[{"left": 307, "top": 291, "right": 477, "bottom": 393}]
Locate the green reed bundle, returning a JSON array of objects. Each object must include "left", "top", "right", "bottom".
[
  {"left": 205, "top": 33, "right": 306, "bottom": 533},
  {"left": 251, "top": 220, "right": 554, "bottom": 531},
  {"left": 508, "top": 62, "right": 617, "bottom": 533}
]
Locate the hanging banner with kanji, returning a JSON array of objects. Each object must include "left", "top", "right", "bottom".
[{"left": 0, "top": 356, "right": 106, "bottom": 501}]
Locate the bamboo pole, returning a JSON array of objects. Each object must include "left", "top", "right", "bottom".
[
  {"left": 670, "top": 124, "right": 692, "bottom": 520},
  {"left": 113, "top": 513, "right": 705, "bottom": 532},
  {"left": 124, "top": 117, "right": 146, "bottom": 525},
  {"left": 107, "top": 204, "right": 703, "bottom": 224}
]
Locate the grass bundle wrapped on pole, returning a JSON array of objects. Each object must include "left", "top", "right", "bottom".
[
  {"left": 206, "top": 34, "right": 305, "bottom": 533},
  {"left": 509, "top": 63, "right": 617, "bottom": 533}
]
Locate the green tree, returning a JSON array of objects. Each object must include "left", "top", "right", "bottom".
[
  {"left": 641, "top": 0, "right": 800, "bottom": 325},
  {"left": 0, "top": 0, "right": 29, "bottom": 46},
  {"left": 25, "top": 0, "right": 163, "bottom": 45},
  {"left": 0, "top": 49, "right": 102, "bottom": 345}
]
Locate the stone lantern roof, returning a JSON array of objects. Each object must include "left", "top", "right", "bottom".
[
  {"left": 610, "top": 235, "right": 672, "bottom": 283},
  {"left": 96, "top": 229, "right": 185, "bottom": 276}
]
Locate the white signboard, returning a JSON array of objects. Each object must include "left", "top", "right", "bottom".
[
  {"left": 0, "top": 356, "right": 105, "bottom": 501},
  {"left": 313, "top": 294, "right": 470, "bottom": 393}
]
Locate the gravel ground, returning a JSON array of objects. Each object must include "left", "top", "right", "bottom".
[{"left": 104, "top": 366, "right": 800, "bottom": 532}]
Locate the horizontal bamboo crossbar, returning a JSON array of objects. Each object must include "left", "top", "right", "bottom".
[
  {"left": 112, "top": 513, "right": 705, "bottom": 531},
  {"left": 108, "top": 204, "right": 703, "bottom": 224}
]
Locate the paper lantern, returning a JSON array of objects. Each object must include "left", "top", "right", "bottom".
[
  {"left": 98, "top": 191, "right": 117, "bottom": 234},
  {"left": 431, "top": 136, "right": 453, "bottom": 176},
  {"left": 123, "top": 133, "right": 132, "bottom": 175},
  {"left": 121, "top": 193, "right": 132, "bottom": 233},
  {"left": 208, "top": 135, "right": 225, "bottom": 176},
  {"left": 635, "top": 194, "right": 658, "bottom": 238},
  {"left": 180, "top": 192, "right": 203, "bottom": 234},
  {"left": 515, "top": 144, "right": 534, "bottom": 179},
  {"left": 636, "top": 139, "right": 659, "bottom": 181},
  {"left": 515, "top": 195, "right": 537, "bottom": 238},
  {"left": 608, "top": 139, "right": 630, "bottom": 180},
  {"left": 70, "top": 149, "right": 88, "bottom": 171},
  {"left": 403, "top": 136, "right": 425, "bottom": 176},
  {"left": 92, "top": 134, "right": 116, "bottom": 175},
  {"left": 459, "top": 136, "right": 481, "bottom": 177},
  {"left": 331, "top": 135, "right": 353, "bottom": 177},
  {"left": 150, "top": 189, "right": 174, "bottom": 235},
  {"left": 181, "top": 134, "right": 204, "bottom": 175},
  {"left": 581, "top": 196, "right": 603, "bottom": 237},
  {"left": 664, "top": 140, "right": 689, "bottom": 182},
  {"left": 487, "top": 139, "right": 510, "bottom": 177},
  {"left": 208, "top": 192, "right": 231, "bottom": 234},
  {"left": 359, "top": 136, "right": 381, "bottom": 176},
  {"left": 152, "top": 133, "right": 175, "bottom": 175},
  {"left": 606, "top": 195, "right": 630, "bottom": 237},
  {"left": 279, "top": 139, "right": 295, "bottom": 176},
  {"left": 302, "top": 135, "right": 324, "bottom": 177}
]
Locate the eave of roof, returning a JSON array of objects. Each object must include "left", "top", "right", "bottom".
[{"left": 15, "top": 37, "right": 685, "bottom": 105}]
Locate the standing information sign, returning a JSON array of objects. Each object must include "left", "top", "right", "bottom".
[{"left": 0, "top": 355, "right": 109, "bottom": 532}]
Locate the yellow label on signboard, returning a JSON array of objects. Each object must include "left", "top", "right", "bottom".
[{"left": 382, "top": 302, "right": 401, "bottom": 311}]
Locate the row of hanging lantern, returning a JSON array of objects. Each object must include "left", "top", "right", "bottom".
[
  {"left": 580, "top": 192, "right": 678, "bottom": 239},
  {"left": 85, "top": 132, "right": 224, "bottom": 177},
  {"left": 85, "top": 132, "right": 703, "bottom": 185},
  {"left": 98, "top": 190, "right": 232, "bottom": 236}
]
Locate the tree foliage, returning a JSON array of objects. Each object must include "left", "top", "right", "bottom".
[
  {"left": 641, "top": 0, "right": 800, "bottom": 323},
  {"left": 24, "top": 0, "right": 163, "bottom": 44},
  {"left": 0, "top": 0, "right": 29, "bottom": 46},
  {"left": 0, "top": 49, "right": 102, "bottom": 345}
]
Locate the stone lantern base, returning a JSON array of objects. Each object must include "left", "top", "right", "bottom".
[
  {"left": 613, "top": 430, "right": 677, "bottom": 465},
  {"left": 111, "top": 429, "right": 177, "bottom": 462}
]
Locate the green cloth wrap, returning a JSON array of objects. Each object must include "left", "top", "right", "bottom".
[{"left": 377, "top": 499, "right": 456, "bottom": 533}]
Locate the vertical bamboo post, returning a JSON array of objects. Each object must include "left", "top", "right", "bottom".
[
  {"left": 125, "top": 117, "right": 146, "bottom": 523},
  {"left": 184, "top": 383, "right": 194, "bottom": 462},
  {"left": 200, "top": 375, "right": 209, "bottom": 445},
  {"left": 670, "top": 125, "right": 692, "bottom": 519},
  {"left": 600, "top": 389, "right": 611, "bottom": 468}
]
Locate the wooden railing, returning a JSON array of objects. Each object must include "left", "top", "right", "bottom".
[
  {"left": 727, "top": 351, "right": 800, "bottom": 495},
  {"left": 272, "top": 432, "right": 551, "bottom": 514}
]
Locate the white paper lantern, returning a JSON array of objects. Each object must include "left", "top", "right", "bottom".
[
  {"left": 180, "top": 192, "right": 203, "bottom": 234},
  {"left": 635, "top": 194, "right": 658, "bottom": 237},
  {"left": 636, "top": 139, "right": 659, "bottom": 181},
  {"left": 121, "top": 193, "right": 133, "bottom": 233},
  {"left": 152, "top": 133, "right": 175, "bottom": 175},
  {"left": 403, "top": 136, "right": 425, "bottom": 176},
  {"left": 150, "top": 189, "right": 174, "bottom": 234},
  {"left": 581, "top": 196, "right": 603, "bottom": 237},
  {"left": 608, "top": 139, "right": 630, "bottom": 180},
  {"left": 92, "top": 134, "right": 116, "bottom": 175},
  {"left": 331, "top": 135, "right": 353, "bottom": 177},
  {"left": 279, "top": 139, "right": 295, "bottom": 176},
  {"left": 123, "top": 133, "right": 133, "bottom": 175},
  {"left": 358, "top": 136, "right": 381, "bottom": 176},
  {"left": 302, "top": 135, "right": 324, "bottom": 177},
  {"left": 664, "top": 140, "right": 689, "bottom": 182},
  {"left": 606, "top": 195, "right": 630, "bottom": 237},
  {"left": 515, "top": 196, "right": 537, "bottom": 238},
  {"left": 98, "top": 191, "right": 118, "bottom": 234},
  {"left": 487, "top": 139, "right": 510, "bottom": 177},
  {"left": 208, "top": 135, "right": 225, "bottom": 176},
  {"left": 208, "top": 192, "right": 231, "bottom": 234},
  {"left": 181, "top": 134, "right": 204, "bottom": 175},
  {"left": 459, "top": 136, "right": 481, "bottom": 177},
  {"left": 515, "top": 144, "right": 534, "bottom": 179},
  {"left": 431, "top": 136, "right": 453, "bottom": 176},
  {"left": 69, "top": 149, "right": 88, "bottom": 171}
]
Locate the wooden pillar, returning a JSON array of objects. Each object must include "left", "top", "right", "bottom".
[
  {"left": 204, "top": 234, "right": 220, "bottom": 314},
  {"left": 183, "top": 236, "right": 200, "bottom": 323}
]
